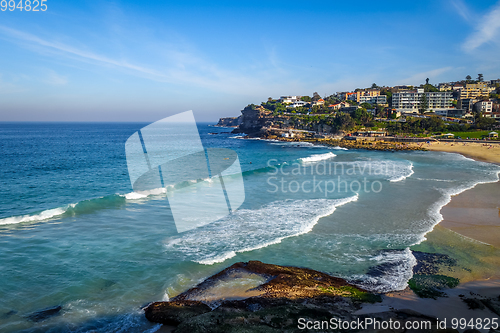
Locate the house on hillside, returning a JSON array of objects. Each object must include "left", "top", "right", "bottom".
[
  {"left": 312, "top": 98, "right": 325, "bottom": 106},
  {"left": 328, "top": 102, "right": 350, "bottom": 110},
  {"left": 279, "top": 96, "right": 302, "bottom": 104},
  {"left": 287, "top": 100, "right": 308, "bottom": 108}
]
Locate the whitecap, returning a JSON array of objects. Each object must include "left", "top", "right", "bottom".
[
  {"left": 163, "top": 195, "right": 358, "bottom": 265},
  {"left": 299, "top": 152, "right": 337, "bottom": 163},
  {"left": 0, "top": 207, "right": 68, "bottom": 225}
]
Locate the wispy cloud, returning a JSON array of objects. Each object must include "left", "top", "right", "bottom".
[
  {"left": 0, "top": 74, "right": 25, "bottom": 94},
  {"left": 0, "top": 25, "right": 168, "bottom": 80},
  {"left": 44, "top": 70, "right": 68, "bottom": 85},
  {"left": 450, "top": 0, "right": 474, "bottom": 22},
  {"left": 462, "top": 1, "right": 500, "bottom": 52},
  {"left": 0, "top": 25, "right": 291, "bottom": 96},
  {"left": 397, "top": 67, "right": 453, "bottom": 85}
]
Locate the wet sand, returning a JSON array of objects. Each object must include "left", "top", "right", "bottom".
[{"left": 439, "top": 181, "right": 500, "bottom": 248}]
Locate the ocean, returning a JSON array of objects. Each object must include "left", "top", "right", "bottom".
[{"left": 1, "top": 122, "right": 499, "bottom": 332}]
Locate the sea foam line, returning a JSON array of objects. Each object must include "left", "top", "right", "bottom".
[
  {"left": 389, "top": 162, "right": 414, "bottom": 182},
  {"left": 299, "top": 152, "right": 337, "bottom": 163},
  {"left": 414, "top": 169, "right": 500, "bottom": 246},
  {"left": 173, "top": 194, "right": 359, "bottom": 266},
  {"left": 0, "top": 192, "right": 128, "bottom": 226},
  {"left": 0, "top": 207, "right": 69, "bottom": 225}
]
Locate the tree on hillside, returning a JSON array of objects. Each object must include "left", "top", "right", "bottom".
[
  {"left": 477, "top": 74, "right": 484, "bottom": 82},
  {"left": 381, "top": 90, "right": 393, "bottom": 107},
  {"left": 312, "top": 92, "right": 321, "bottom": 101},
  {"left": 301, "top": 96, "right": 311, "bottom": 102},
  {"left": 419, "top": 94, "right": 428, "bottom": 114},
  {"left": 360, "top": 102, "right": 373, "bottom": 109},
  {"left": 424, "top": 84, "right": 438, "bottom": 92},
  {"left": 426, "top": 78, "right": 429, "bottom": 85},
  {"left": 353, "top": 108, "right": 372, "bottom": 124},
  {"left": 466, "top": 75, "right": 473, "bottom": 83},
  {"left": 371, "top": 83, "right": 379, "bottom": 89},
  {"left": 475, "top": 113, "right": 497, "bottom": 130}
]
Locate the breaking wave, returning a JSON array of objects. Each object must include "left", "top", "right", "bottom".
[{"left": 163, "top": 195, "right": 358, "bottom": 265}]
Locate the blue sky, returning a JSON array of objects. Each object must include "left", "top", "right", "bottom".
[{"left": 1, "top": 0, "right": 500, "bottom": 122}]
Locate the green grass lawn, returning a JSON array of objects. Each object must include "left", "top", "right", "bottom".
[{"left": 448, "top": 131, "right": 497, "bottom": 139}]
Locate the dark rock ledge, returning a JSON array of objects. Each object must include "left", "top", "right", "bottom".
[{"left": 144, "top": 261, "right": 457, "bottom": 333}]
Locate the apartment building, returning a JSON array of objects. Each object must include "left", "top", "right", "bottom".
[
  {"left": 392, "top": 88, "right": 453, "bottom": 113},
  {"left": 359, "top": 95, "right": 387, "bottom": 105},
  {"left": 457, "top": 98, "right": 477, "bottom": 113},
  {"left": 279, "top": 96, "right": 302, "bottom": 104},
  {"left": 460, "top": 83, "right": 489, "bottom": 99},
  {"left": 474, "top": 100, "right": 493, "bottom": 115},
  {"left": 340, "top": 89, "right": 385, "bottom": 104}
]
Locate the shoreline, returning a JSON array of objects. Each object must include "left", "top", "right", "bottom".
[
  {"left": 411, "top": 140, "right": 500, "bottom": 165},
  {"left": 413, "top": 141, "right": 500, "bottom": 249}
]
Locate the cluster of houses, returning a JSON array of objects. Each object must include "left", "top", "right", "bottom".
[
  {"left": 276, "top": 78, "right": 500, "bottom": 122},
  {"left": 387, "top": 81, "right": 500, "bottom": 120}
]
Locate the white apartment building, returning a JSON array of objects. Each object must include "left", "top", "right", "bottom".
[
  {"left": 359, "top": 95, "right": 387, "bottom": 105},
  {"left": 287, "top": 100, "right": 308, "bottom": 108},
  {"left": 392, "top": 89, "right": 453, "bottom": 113},
  {"left": 474, "top": 100, "right": 493, "bottom": 115},
  {"left": 279, "top": 96, "right": 302, "bottom": 104}
]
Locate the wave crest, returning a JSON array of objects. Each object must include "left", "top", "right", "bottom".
[{"left": 163, "top": 195, "right": 358, "bottom": 265}]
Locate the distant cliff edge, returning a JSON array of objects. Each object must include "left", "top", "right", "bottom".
[{"left": 215, "top": 116, "right": 242, "bottom": 127}]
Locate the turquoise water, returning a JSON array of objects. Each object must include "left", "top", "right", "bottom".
[{"left": 1, "top": 122, "right": 499, "bottom": 332}]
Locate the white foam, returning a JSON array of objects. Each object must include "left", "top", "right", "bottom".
[
  {"left": 352, "top": 248, "right": 417, "bottom": 293},
  {"left": 122, "top": 187, "right": 172, "bottom": 200},
  {"left": 330, "top": 160, "right": 414, "bottom": 182},
  {"left": 414, "top": 178, "right": 455, "bottom": 182},
  {"left": 197, "top": 251, "right": 237, "bottom": 265},
  {"left": 299, "top": 152, "right": 337, "bottom": 163},
  {"left": 0, "top": 207, "right": 67, "bottom": 225},
  {"left": 389, "top": 162, "right": 414, "bottom": 182},
  {"left": 163, "top": 195, "right": 358, "bottom": 265},
  {"left": 123, "top": 192, "right": 149, "bottom": 200},
  {"left": 413, "top": 169, "right": 500, "bottom": 246}
]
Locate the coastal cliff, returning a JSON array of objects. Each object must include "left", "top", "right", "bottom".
[
  {"left": 231, "top": 105, "right": 350, "bottom": 137},
  {"left": 231, "top": 105, "right": 274, "bottom": 135},
  {"left": 215, "top": 116, "right": 242, "bottom": 127}
]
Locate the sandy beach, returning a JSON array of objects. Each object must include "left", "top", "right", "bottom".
[
  {"left": 376, "top": 140, "right": 500, "bottom": 332},
  {"left": 414, "top": 141, "right": 500, "bottom": 164},
  {"left": 411, "top": 141, "right": 500, "bottom": 248},
  {"left": 440, "top": 181, "right": 500, "bottom": 248}
]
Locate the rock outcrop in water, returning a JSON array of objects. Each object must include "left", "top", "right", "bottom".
[
  {"left": 26, "top": 306, "right": 62, "bottom": 322},
  {"left": 144, "top": 261, "right": 457, "bottom": 332}
]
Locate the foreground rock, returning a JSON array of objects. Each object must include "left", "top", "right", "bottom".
[
  {"left": 144, "top": 261, "right": 460, "bottom": 332},
  {"left": 144, "top": 300, "right": 211, "bottom": 326}
]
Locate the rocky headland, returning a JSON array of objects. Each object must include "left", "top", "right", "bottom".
[
  {"left": 142, "top": 258, "right": 499, "bottom": 332},
  {"left": 223, "top": 106, "right": 427, "bottom": 152}
]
